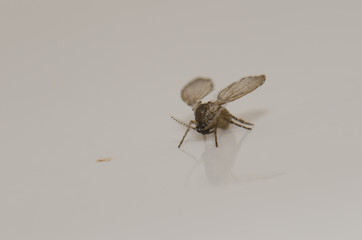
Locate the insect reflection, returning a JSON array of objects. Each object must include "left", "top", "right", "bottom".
[{"left": 172, "top": 75, "right": 266, "bottom": 148}]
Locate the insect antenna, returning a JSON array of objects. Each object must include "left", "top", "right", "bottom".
[{"left": 171, "top": 116, "right": 196, "bottom": 130}]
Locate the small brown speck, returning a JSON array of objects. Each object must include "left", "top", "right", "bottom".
[{"left": 97, "top": 157, "right": 112, "bottom": 162}]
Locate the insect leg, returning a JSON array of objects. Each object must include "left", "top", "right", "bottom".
[
  {"left": 229, "top": 113, "right": 254, "bottom": 126},
  {"left": 214, "top": 127, "right": 219, "bottom": 147},
  {"left": 178, "top": 120, "right": 197, "bottom": 148},
  {"left": 226, "top": 119, "right": 252, "bottom": 130}
]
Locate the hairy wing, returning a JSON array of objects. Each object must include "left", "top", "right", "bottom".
[
  {"left": 181, "top": 78, "right": 214, "bottom": 107},
  {"left": 216, "top": 75, "right": 266, "bottom": 104}
]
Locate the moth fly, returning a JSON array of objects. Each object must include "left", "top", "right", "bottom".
[{"left": 172, "top": 75, "right": 266, "bottom": 148}]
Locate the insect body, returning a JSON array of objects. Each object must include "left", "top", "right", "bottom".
[{"left": 173, "top": 75, "right": 266, "bottom": 148}]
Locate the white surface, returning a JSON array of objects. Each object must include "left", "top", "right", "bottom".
[{"left": 1, "top": 1, "right": 362, "bottom": 239}]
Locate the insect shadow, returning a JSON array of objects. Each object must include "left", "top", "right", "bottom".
[
  {"left": 181, "top": 110, "right": 283, "bottom": 186},
  {"left": 172, "top": 75, "right": 266, "bottom": 148}
]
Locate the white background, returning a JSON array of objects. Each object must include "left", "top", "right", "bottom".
[{"left": 1, "top": 0, "right": 362, "bottom": 239}]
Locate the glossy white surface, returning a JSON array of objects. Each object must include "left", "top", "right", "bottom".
[{"left": 1, "top": 1, "right": 362, "bottom": 239}]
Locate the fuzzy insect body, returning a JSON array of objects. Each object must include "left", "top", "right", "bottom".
[
  {"left": 193, "top": 102, "right": 228, "bottom": 134},
  {"left": 173, "top": 75, "right": 266, "bottom": 148}
]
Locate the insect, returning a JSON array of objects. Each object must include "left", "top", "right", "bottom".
[{"left": 172, "top": 75, "right": 266, "bottom": 148}]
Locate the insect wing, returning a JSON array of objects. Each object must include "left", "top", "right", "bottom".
[
  {"left": 181, "top": 78, "right": 214, "bottom": 107},
  {"left": 216, "top": 75, "right": 265, "bottom": 104}
]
